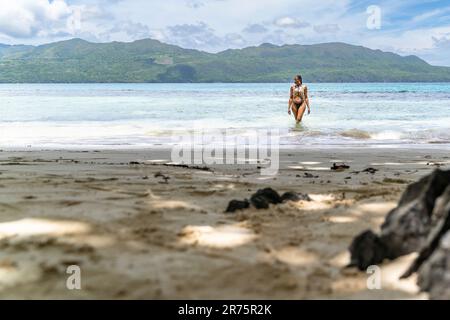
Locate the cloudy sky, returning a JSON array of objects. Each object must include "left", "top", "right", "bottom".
[{"left": 1, "top": 0, "right": 450, "bottom": 65}]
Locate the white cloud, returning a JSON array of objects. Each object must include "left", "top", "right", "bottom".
[
  {"left": 274, "top": 17, "right": 310, "bottom": 29},
  {"left": 355, "top": 26, "right": 450, "bottom": 66},
  {"left": 0, "top": 0, "right": 79, "bottom": 38}
]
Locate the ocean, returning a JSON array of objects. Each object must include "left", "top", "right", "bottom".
[{"left": 1, "top": 83, "right": 450, "bottom": 149}]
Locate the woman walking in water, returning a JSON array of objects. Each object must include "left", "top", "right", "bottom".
[{"left": 288, "top": 75, "right": 311, "bottom": 124}]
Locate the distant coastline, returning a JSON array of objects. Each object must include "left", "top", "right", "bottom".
[
  {"left": 2, "top": 80, "right": 450, "bottom": 84},
  {"left": 1, "top": 38, "right": 450, "bottom": 83}
]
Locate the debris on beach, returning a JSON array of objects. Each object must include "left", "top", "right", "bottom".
[
  {"left": 130, "top": 161, "right": 213, "bottom": 172},
  {"left": 163, "top": 163, "right": 212, "bottom": 172},
  {"left": 362, "top": 167, "right": 379, "bottom": 174},
  {"left": 427, "top": 162, "right": 443, "bottom": 167},
  {"left": 350, "top": 168, "right": 377, "bottom": 175},
  {"left": 225, "top": 188, "right": 311, "bottom": 213},
  {"left": 302, "top": 172, "right": 319, "bottom": 178},
  {"left": 331, "top": 163, "right": 350, "bottom": 171},
  {"left": 154, "top": 172, "right": 170, "bottom": 184},
  {"left": 349, "top": 169, "right": 450, "bottom": 271}
]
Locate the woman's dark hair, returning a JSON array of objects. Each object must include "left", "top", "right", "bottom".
[{"left": 295, "top": 75, "right": 303, "bottom": 84}]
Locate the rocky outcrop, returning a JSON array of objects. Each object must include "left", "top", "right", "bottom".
[
  {"left": 348, "top": 169, "right": 450, "bottom": 271},
  {"left": 401, "top": 186, "right": 450, "bottom": 278},
  {"left": 417, "top": 231, "right": 450, "bottom": 299}
]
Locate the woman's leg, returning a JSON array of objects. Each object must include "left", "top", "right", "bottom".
[
  {"left": 296, "top": 102, "right": 307, "bottom": 123},
  {"left": 291, "top": 104, "right": 299, "bottom": 121}
]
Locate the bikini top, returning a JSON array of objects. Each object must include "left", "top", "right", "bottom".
[{"left": 292, "top": 84, "right": 306, "bottom": 100}]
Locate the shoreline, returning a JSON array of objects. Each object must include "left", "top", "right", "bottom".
[
  {"left": 2, "top": 143, "right": 450, "bottom": 152},
  {"left": 0, "top": 147, "right": 449, "bottom": 299}
]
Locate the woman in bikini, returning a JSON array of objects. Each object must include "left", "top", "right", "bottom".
[{"left": 288, "top": 75, "right": 311, "bottom": 124}]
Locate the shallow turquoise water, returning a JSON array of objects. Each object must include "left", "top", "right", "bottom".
[{"left": 1, "top": 83, "right": 449, "bottom": 149}]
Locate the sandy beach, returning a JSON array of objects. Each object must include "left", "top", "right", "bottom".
[{"left": 0, "top": 147, "right": 449, "bottom": 299}]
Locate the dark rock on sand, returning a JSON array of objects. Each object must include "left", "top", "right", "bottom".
[
  {"left": 281, "top": 192, "right": 312, "bottom": 203},
  {"left": 227, "top": 188, "right": 311, "bottom": 212},
  {"left": 250, "top": 188, "right": 282, "bottom": 209},
  {"left": 349, "top": 169, "right": 450, "bottom": 271},
  {"left": 225, "top": 199, "right": 250, "bottom": 213},
  {"left": 250, "top": 195, "right": 270, "bottom": 209},
  {"left": 348, "top": 230, "right": 387, "bottom": 270}
]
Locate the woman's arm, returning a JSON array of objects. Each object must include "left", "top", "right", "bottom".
[
  {"left": 288, "top": 86, "right": 293, "bottom": 114},
  {"left": 305, "top": 86, "right": 311, "bottom": 113}
]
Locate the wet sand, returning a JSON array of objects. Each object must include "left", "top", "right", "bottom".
[{"left": 0, "top": 148, "right": 449, "bottom": 299}]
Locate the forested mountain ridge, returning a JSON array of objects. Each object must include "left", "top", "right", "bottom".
[{"left": 0, "top": 38, "right": 449, "bottom": 83}]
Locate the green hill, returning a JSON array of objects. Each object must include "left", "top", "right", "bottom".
[{"left": 0, "top": 38, "right": 449, "bottom": 83}]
